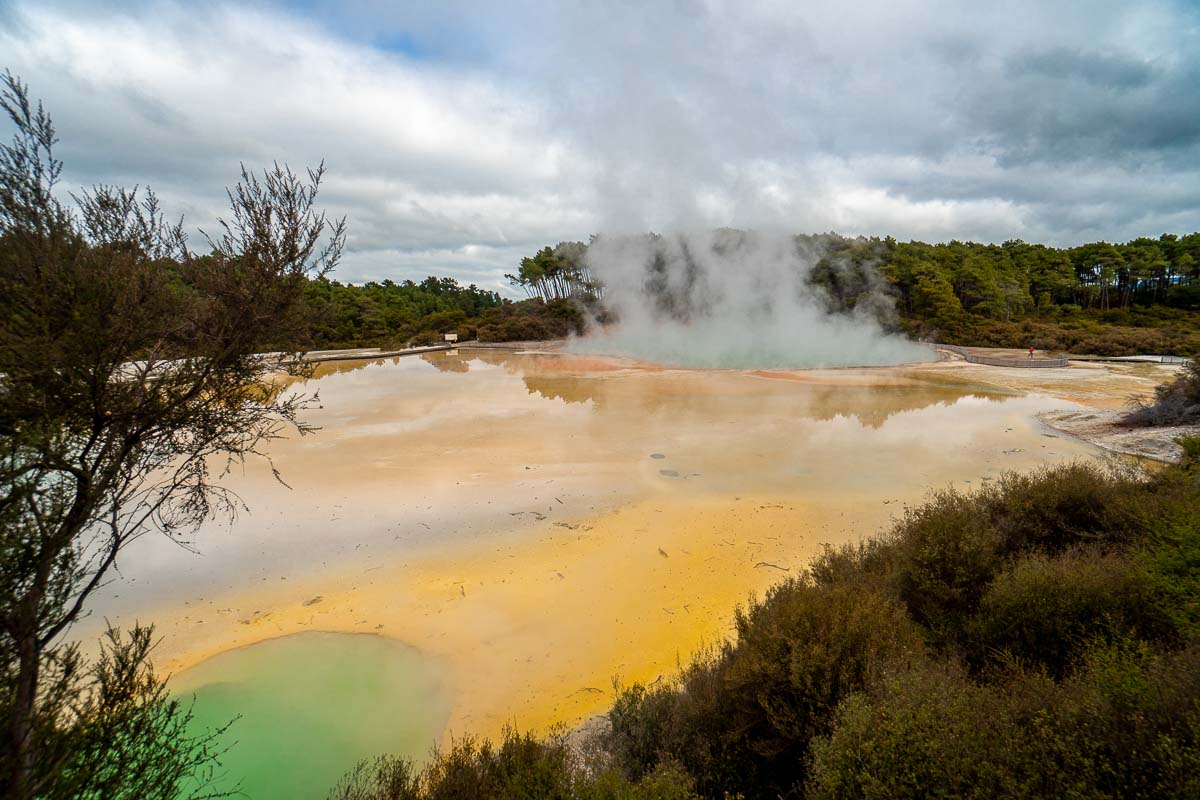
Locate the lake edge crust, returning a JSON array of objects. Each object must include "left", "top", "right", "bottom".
[{"left": 1037, "top": 409, "right": 1199, "bottom": 463}]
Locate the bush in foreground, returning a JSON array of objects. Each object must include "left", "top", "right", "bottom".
[
  {"left": 807, "top": 641, "right": 1200, "bottom": 799},
  {"left": 604, "top": 587, "right": 923, "bottom": 798},
  {"left": 598, "top": 456, "right": 1200, "bottom": 797},
  {"left": 328, "top": 728, "right": 697, "bottom": 800}
]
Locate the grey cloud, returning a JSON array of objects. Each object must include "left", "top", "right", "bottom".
[
  {"left": 978, "top": 50, "right": 1200, "bottom": 167},
  {"left": 517, "top": 0, "right": 1200, "bottom": 239},
  {"left": 1011, "top": 47, "right": 1156, "bottom": 90}
]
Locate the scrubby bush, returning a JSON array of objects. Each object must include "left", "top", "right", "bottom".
[
  {"left": 887, "top": 490, "right": 1001, "bottom": 640},
  {"left": 807, "top": 642, "right": 1200, "bottom": 799},
  {"left": 875, "top": 462, "right": 1148, "bottom": 652},
  {"left": 964, "top": 548, "right": 1178, "bottom": 676},
  {"left": 329, "top": 727, "right": 698, "bottom": 800},
  {"left": 604, "top": 585, "right": 924, "bottom": 798},
  {"left": 906, "top": 309, "right": 1200, "bottom": 357},
  {"left": 1179, "top": 434, "right": 1200, "bottom": 466},
  {"left": 594, "top": 458, "right": 1200, "bottom": 797},
  {"left": 1126, "top": 359, "right": 1200, "bottom": 426}
]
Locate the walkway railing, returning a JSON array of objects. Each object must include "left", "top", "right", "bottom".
[
  {"left": 936, "top": 344, "right": 1070, "bottom": 368},
  {"left": 1095, "top": 354, "right": 1192, "bottom": 364},
  {"left": 292, "top": 344, "right": 452, "bottom": 364}
]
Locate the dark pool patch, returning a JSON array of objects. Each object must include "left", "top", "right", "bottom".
[
  {"left": 659, "top": 469, "right": 681, "bottom": 478},
  {"left": 650, "top": 453, "right": 666, "bottom": 459}
]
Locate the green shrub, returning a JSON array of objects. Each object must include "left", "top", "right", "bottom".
[
  {"left": 606, "top": 460, "right": 1200, "bottom": 797},
  {"left": 807, "top": 661, "right": 1051, "bottom": 799},
  {"left": 329, "top": 727, "right": 699, "bottom": 800},
  {"left": 965, "top": 548, "right": 1178, "bottom": 676},
  {"left": 888, "top": 490, "right": 1001, "bottom": 640},
  {"left": 1179, "top": 435, "right": 1200, "bottom": 465},
  {"left": 807, "top": 642, "right": 1200, "bottom": 800},
  {"left": 1136, "top": 474, "right": 1200, "bottom": 638},
  {"left": 878, "top": 462, "right": 1151, "bottom": 652},
  {"left": 604, "top": 584, "right": 924, "bottom": 799},
  {"left": 977, "top": 462, "right": 1147, "bottom": 555}
]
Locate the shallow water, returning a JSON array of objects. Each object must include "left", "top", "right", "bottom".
[
  {"left": 173, "top": 632, "right": 450, "bottom": 799},
  {"left": 78, "top": 348, "right": 1106, "bottom": 797}
]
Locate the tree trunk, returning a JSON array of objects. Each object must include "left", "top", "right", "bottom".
[{"left": 7, "top": 618, "right": 40, "bottom": 799}]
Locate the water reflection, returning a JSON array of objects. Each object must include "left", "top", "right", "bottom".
[
  {"left": 415, "top": 347, "right": 1008, "bottom": 425},
  {"left": 422, "top": 350, "right": 470, "bottom": 373},
  {"left": 101, "top": 350, "right": 1066, "bottom": 616}
]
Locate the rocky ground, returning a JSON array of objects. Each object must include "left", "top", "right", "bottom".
[{"left": 1036, "top": 409, "right": 1198, "bottom": 463}]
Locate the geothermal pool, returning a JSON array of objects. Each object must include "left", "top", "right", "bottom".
[
  {"left": 82, "top": 347, "right": 1104, "bottom": 797},
  {"left": 172, "top": 632, "right": 450, "bottom": 798}
]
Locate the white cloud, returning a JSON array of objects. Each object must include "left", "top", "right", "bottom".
[
  {"left": 0, "top": 2, "right": 594, "bottom": 287},
  {"left": 2, "top": 0, "right": 1198, "bottom": 290}
]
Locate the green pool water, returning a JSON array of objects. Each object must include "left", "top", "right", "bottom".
[{"left": 173, "top": 632, "right": 451, "bottom": 799}]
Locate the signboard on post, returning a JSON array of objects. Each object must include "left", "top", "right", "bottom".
[{"left": 444, "top": 333, "right": 459, "bottom": 343}]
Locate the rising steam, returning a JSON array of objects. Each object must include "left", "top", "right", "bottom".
[{"left": 570, "top": 230, "right": 932, "bottom": 369}]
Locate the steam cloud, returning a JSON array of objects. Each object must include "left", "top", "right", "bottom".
[{"left": 570, "top": 230, "right": 932, "bottom": 369}]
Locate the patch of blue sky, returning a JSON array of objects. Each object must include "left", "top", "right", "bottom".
[{"left": 270, "top": 0, "right": 502, "bottom": 66}]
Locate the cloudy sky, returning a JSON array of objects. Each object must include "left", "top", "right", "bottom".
[{"left": 1, "top": 0, "right": 1197, "bottom": 293}]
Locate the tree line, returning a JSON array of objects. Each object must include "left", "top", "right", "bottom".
[
  {"left": 500, "top": 232, "right": 1200, "bottom": 355},
  {"left": 302, "top": 275, "right": 504, "bottom": 346},
  {"left": 505, "top": 232, "right": 1200, "bottom": 313},
  {"left": 138, "top": 230, "right": 1200, "bottom": 354}
]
